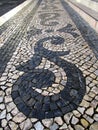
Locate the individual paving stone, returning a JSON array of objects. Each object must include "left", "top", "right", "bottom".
[
  {"left": 83, "top": 114, "right": 94, "bottom": 124},
  {"left": 93, "top": 114, "right": 98, "bottom": 121},
  {"left": 11, "top": 107, "right": 19, "bottom": 116},
  {"left": 20, "top": 121, "right": 25, "bottom": 129},
  {"left": 0, "top": 110, "right": 6, "bottom": 119},
  {"left": 77, "top": 107, "right": 85, "bottom": 114},
  {"left": 5, "top": 95, "right": 12, "bottom": 103},
  {"left": 74, "top": 125, "right": 84, "bottom": 130},
  {"left": 0, "top": 96, "right": 3, "bottom": 103},
  {"left": 50, "top": 123, "right": 59, "bottom": 130},
  {"left": 86, "top": 86, "right": 90, "bottom": 93},
  {"left": 89, "top": 122, "right": 98, "bottom": 130},
  {"left": 60, "top": 80, "right": 67, "bottom": 86},
  {"left": 34, "top": 88, "right": 42, "bottom": 93},
  {"left": 31, "top": 118, "right": 38, "bottom": 123},
  {"left": 84, "top": 95, "right": 92, "bottom": 101},
  {"left": 5, "top": 88, "right": 12, "bottom": 95},
  {"left": 0, "top": 76, "right": 7, "bottom": 81},
  {"left": 6, "top": 102, "right": 16, "bottom": 112},
  {"left": 0, "top": 128, "right": 3, "bottom": 130},
  {"left": 95, "top": 96, "right": 98, "bottom": 101},
  {"left": 90, "top": 74, "right": 96, "bottom": 79},
  {"left": 42, "top": 118, "right": 53, "bottom": 128},
  {"left": 50, "top": 102, "right": 58, "bottom": 110},
  {"left": 0, "top": 104, "right": 5, "bottom": 110},
  {"left": 71, "top": 116, "right": 79, "bottom": 125},
  {"left": 70, "top": 89, "right": 78, "bottom": 97},
  {"left": 42, "top": 91, "right": 49, "bottom": 96},
  {"left": 20, "top": 119, "right": 32, "bottom": 130},
  {"left": 13, "top": 112, "right": 26, "bottom": 123},
  {"left": 11, "top": 74, "right": 19, "bottom": 80},
  {"left": 94, "top": 70, "right": 98, "bottom": 76},
  {"left": 88, "top": 92, "right": 96, "bottom": 98},
  {"left": 0, "top": 81, "right": 6, "bottom": 86},
  {"left": 0, "top": 86, "right": 7, "bottom": 90},
  {"left": 0, "top": 91, "right": 5, "bottom": 96},
  {"left": 80, "top": 100, "right": 90, "bottom": 108},
  {"left": 5, "top": 82, "right": 13, "bottom": 87},
  {"left": 1, "top": 119, "right": 7, "bottom": 127},
  {"left": 6, "top": 113, "right": 12, "bottom": 121},
  {"left": 4, "top": 126, "right": 10, "bottom": 130},
  {"left": 85, "top": 107, "right": 94, "bottom": 116},
  {"left": 54, "top": 117, "right": 64, "bottom": 125},
  {"left": 89, "top": 83, "right": 96, "bottom": 88},
  {"left": 80, "top": 118, "right": 89, "bottom": 128},
  {"left": 90, "top": 99, "right": 98, "bottom": 108},
  {"left": 91, "top": 87, "right": 98, "bottom": 94},
  {"left": 34, "top": 122, "right": 44, "bottom": 130},
  {"left": 73, "top": 110, "right": 81, "bottom": 117},
  {"left": 64, "top": 113, "right": 73, "bottom": 124},
  {"left": 9, "top": 121, "right": 18, "bottom": 130},
  {"left": 59, "top": 123, "right": 67, "bottom": 129},
  {"left": 92, "top": 80, "right": 98, "bottom": 85},
  {"left": 96, "top": 108, "right": 98, "bottom": 112}
]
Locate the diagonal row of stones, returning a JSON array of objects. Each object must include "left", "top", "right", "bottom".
[
  {"left": 0, "top": 0, "right": 34, "bottom": 46},
  {"left": 0, "top": 0, "right": 42, "bottom": 77}
]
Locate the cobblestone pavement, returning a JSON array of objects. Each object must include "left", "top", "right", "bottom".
[{"left": 0, "top": 0, "right": 98, "bottom": 129}]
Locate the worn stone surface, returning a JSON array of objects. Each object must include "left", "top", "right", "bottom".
[
  {"left": 77, "top": 107, "right": 85, "bottom": 114},
  {"left": 6, "top": 113, "right": 12, "bottom": 121},
  {"left": 42, "top": 119, "right": 53, "bottom": 127},
  {"left": 73, "top": 110, "right": 81, "bottom": 117},
  {"left": 21, "top": 119, "right": 32, "bottom": 130},
  {"left": 1, "top": 119, "right": 7, "bottom": 127},
  {"left": 71, "top": 116, "right": 79, "bottom": 125},
  {"left": 0, "top": 104, "right": 5, "bottom": 110},
  {"left": 93, "top": 114, "right": 98, "bottom": 121},
  {"left": 0, "top": 97, "right": 3, "bottom": 103},
  {"left": 80, "top": 118, "right": 89, "bottom": 128},
  {"left": 85, "top": 107, "right": 94, "bottom": 116},
  {"left": 0, "top": 110, "right": 6, "bottom": 119},
  {"left": 13, "top": 113, "right": 26, "bottom": 123},
  {"left": 64, "top": 113, "right": 73, "bottom": 124},
  {"left": 34, "top": 122, "right": 44, "bottom": 130},
  {"left": 74, "top": 125, "right": 84, "bottom": 130},
  {"left": 50, "top": 123, "right": 59, "bottom": 130},
  {"left": 9, "top": 121, "right": 18, "bottom": 130},
  {"left": 54, "top": 117, "right": 63, "bottom": 125},
  {"left": 59, "top": 123, "right": 67, "bottom": 129},
  {"left": 31, "top": 118, "right": 38, "bottom": 123},
  {"left": 89, "top": 122, "right": 98, "bottom": 130}
]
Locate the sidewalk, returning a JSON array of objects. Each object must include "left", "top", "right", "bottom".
[{"left": 0, "top": 0, "right": 98, "bottom": 129}]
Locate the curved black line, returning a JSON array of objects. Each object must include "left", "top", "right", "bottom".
[{"left": 12, "top": 36, "right": 86, "bottom": 119}]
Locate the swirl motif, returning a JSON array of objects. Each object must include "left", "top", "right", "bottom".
[{"left": 12, "top": 36, "right": 86, "bottom": 119}]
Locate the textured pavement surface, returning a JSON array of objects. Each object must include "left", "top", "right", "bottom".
[{"left": 0, "top": 0, "right": 98, "bottom": 129}]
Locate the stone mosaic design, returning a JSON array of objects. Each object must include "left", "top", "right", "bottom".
[
  {"left": 0, "top": 0, "right": 98, "bottom": 129},
  {"left": 12, "top": 36, "right": 86, "bottom": 119}
]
